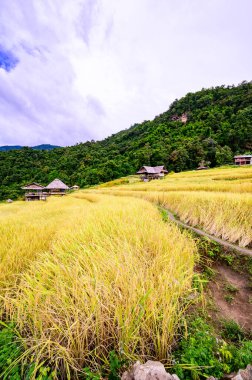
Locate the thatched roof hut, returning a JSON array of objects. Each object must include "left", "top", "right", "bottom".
[
  {"left": 46, "top": 179, "right": 69, "bottom": 191},
  {"left": 137, "top": 165, "right": 168, "bottom": 175},
  {"left": 45, "top": 179, "right": 69, "bottom": 196},
  {"left": 21, "top": 182, "right": 45, "bottom": 190},
  {"left": 136, "top": 166, "right": 168, "bottom": 181},
  {"left": 21, "top": 182, "right": 47, "bottom": 201}
]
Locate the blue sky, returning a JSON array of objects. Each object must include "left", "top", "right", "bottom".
[
  {"left": 0, "top": 0, "right": 251, "bottom": 146},
  {"left": 0, "top": 46, "right": 19, "bottom": 72}
]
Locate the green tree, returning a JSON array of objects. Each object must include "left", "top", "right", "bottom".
[{"left": 216, "top": 145, "right": 233, "bottom": 165}]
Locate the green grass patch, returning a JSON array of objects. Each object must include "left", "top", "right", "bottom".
[
  {"left": 0, "top": 323, "right": 56, "bottom": 380},
  {"left": 172, "top": 318, "right": 252, "bottom": 380}
]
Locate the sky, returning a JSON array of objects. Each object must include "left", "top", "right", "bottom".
[{"left": 0, "top": 0, "right": 251, "bottom": 147}]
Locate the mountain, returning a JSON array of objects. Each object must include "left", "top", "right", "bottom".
[
  {"left": 32, "top": 144, "right": 61, "bottom": 150},
  {"left": 0, "top": 144, "right": 61, "bottom": 151},
  {"left": 0, "top": 81, "right": 251, "bottom": 200},
  {"left": 0, "top": 145, "right": 23, "bottom": 151}
]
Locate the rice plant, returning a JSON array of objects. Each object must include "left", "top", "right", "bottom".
[
  {"left": 1, "top": 195, "right": 196, "bottom": 378},
  {"left": 96, "top": 167, "right": 252, "bottom": 247}
]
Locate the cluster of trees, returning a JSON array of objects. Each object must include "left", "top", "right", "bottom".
[{"left": 0, "top": 81, "right": 251, "bottom": 200}]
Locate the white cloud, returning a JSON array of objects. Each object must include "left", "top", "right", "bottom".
[{"left": 0, "top": 0, "right": 251, "bottom": 146}]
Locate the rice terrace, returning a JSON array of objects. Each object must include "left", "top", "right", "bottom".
[
  {"left": 0, "top": 165, "right": 252, "bottom": 379},
  {"left": 0, "top": 4, "right": 252, "bottom": 376}
]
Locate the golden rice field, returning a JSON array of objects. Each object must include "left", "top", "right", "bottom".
[
  {"left": 96, "top": 166, "right": 252, "bottom": 247},
  {"left": 100, "top": 166, "right": 252, "bottom": 193},
  {"left": 1, "top": 165, "right": 251, "bottom": 378},
  {"left": 0, "top": 194, "right": 196, "bottom": 378}
]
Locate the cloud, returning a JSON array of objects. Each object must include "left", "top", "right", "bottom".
[{"left": 0, "top": 0, "right": 251, "bottom": 146}]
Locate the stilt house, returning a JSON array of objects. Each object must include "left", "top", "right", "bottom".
[
  {"left": 45, "top": 179, "right": 69, "bottom": 195},
  {"left": 21, "top": 183, "right": 47, "bottom": 201},
  {"left": 137, "top": 166, "right": 168, "bottom": 181},
  {"left": 22, "top": 179, "right": 70, "bottom": 200}
]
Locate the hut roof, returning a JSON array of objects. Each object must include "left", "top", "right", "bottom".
[
  {"left": 137, "top": 166, "right": 168, "bottom": 174},
  {"left": 197, "top": 166, "right": 209, "bottom": 170},
  {"left": 46, "top": 179, "right": 69, "bottom": 190},
  {"left": 21, "top": 182, "right": 45, "bottom": 190},
  {"left": 155, "top": 165, "right": 168, "bottom": 173},
  {"left": 234, "top": 155, "right": 252, "bottom": 158}
]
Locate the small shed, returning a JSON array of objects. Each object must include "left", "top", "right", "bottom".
[
  {"left": 21, "top": 182, "right": 47, "bottom": 201},
  {"left": 137, "top": 166, "right": 168, "bottom": 181},
  {"left": 71, "top": 185, "right": 80, "bottom": 190},
  {"left": 45, "top": 179, "right": 69, "bottom": 195},
  {"left": 234, "top": 155, "right": 252, "bottom": 166}
]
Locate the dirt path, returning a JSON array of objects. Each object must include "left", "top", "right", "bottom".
[{"left": 163, "top": 208, "right": 252, "bottom": 257}]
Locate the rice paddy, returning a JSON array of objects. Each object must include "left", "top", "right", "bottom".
[
  {"left": 0, "top": 194, "right": 196, "bottom": 378},
  {"left": 97, "top": 166, "right": 252, "bottom": 248},
  {"left": 1, "top": 165, "right": 251, "bottom": 378}
]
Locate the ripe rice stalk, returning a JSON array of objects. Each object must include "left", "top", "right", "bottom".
[
  {"left": 97, "top": 190, "right": 252, "bottom": 247},
  {"left": 0, "top": 197, "right": 93, "bottom": 294},
  {"left": 3, "top": 195, "right": 196, "bottom": 377}
]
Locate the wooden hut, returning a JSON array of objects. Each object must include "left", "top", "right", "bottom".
[
  {"left": 21, "top": 182, "right": 47, "bottom": 201},
  {"left": 45, "top": 179, "right": 69, "bottom": 195},
  {"left": 234, "top": 155, "right": 252, "bottom": 165},
  {"left": 137, "top": 166, "right": 168, "bottom": 181}
]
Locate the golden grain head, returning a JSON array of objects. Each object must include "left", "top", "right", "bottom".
[{"left": 0, "top": 194, "right": 196, "bottom": 377}]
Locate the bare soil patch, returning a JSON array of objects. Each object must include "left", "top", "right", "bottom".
[{"left": 208, "top": 263, "right": 252, "bottom": 331}]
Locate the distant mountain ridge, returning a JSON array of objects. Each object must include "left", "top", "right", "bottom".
[{"left": 0, "top": 144, "right": 61, "bottom": 151}]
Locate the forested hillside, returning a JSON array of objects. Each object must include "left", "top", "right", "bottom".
[{"left": 0, "top": 81, "right": 251, "bottom": 200}]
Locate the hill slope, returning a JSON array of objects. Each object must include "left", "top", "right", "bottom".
[{"left": 0, "top": 81, "right": 251, "bottom": 199}]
